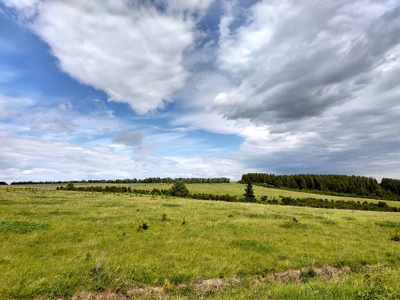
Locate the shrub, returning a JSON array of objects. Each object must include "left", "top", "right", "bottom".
[
  {"left": 169, "top": 181, "right": 189, "bottom": 197},
  {"left": 137, "top": 221, "right": 149, "bottom": 231},
  {"left": 65, "top": 182, "right": 75, "bottom": 190},
  {"left": 390, "top": 232, "right": 399, "bottom": 242}
]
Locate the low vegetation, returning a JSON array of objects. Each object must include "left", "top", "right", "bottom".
[
  {"left": 58, "top": 183, "right": 400, "bottom": 213},
  {"left": 0, "top": 185, "right": 400, "bottom": 299}
]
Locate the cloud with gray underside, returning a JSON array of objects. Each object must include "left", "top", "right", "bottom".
[
  {"left": 213, "top": 1, "right": 400, "bottom": 123},
  {"left": 113, "top": 131, "right": 143, "bottom": 147}
]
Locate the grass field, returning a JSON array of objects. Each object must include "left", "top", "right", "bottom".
[
  {"left": 0, "top": 186, "right": 400, "bottom": 299},
  {"left": 13, "top": 182, "right": 400, "bottom": 208}
]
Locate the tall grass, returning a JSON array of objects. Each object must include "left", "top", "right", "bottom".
[{"left": 0, "top": 187, "right": 399, "bottom": 299}]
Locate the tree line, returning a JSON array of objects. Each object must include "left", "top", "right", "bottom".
[
  {"left": 381, "top": 178, "right": 400, "bottom": 196},
  {"left": 10, "top": 177, "right": 230, "bottom": 185},
  {"left": 241, "top": 173, "right": 400, "bottom": 201}
]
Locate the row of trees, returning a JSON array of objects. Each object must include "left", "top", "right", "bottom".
[
  {"left": 241, "top": 173, "right": 400, "bottom": 200},
  {"left": 11, "top": 177, "right": 229, "bottom": 185},
  {"left": 381, "top": 178, "right": 400, "bottom": 196}
]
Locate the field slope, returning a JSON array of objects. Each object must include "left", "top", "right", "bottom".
[{"left": 0, "top": 187, "right": 399, "bottom": 299}]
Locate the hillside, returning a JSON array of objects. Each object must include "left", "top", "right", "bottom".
[{"left": 0, "top": 186, "right": 399, "bottom": 299}]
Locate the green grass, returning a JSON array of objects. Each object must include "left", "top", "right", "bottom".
[
  {"left": 8, "top": 182, "right": 400, "bottom": 207},
  {"left": 0, "top": 187, "right": 399, "bottom": 299}
]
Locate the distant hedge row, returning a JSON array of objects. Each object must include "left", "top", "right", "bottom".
[
  {"left": 58, "top": 184, "right": 244, "bottom": 203},
  {"left": 270, "top": 197, "right": 399, "bottom": 212},
  {"left": 58, "top": 184, "right": 399, "bottom": 213},
  {"left": 241, "top": 173, "right": 400, "bottom": 201},
  {"left": 11, "top": 177, "right": 229, "bottom": 185}
]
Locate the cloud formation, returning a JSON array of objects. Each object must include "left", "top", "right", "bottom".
[
  {"left": 1, "top": 0, "right": 399, "bottom": 181},
  {"left": 0, "top": 132, "right": 247, "bottom": 183},
  {"left": 214, "top": 0, "right": 400, "bottom": 122},
  {"left": 4, "top": 0, "right": 213, "bottom": 114}
]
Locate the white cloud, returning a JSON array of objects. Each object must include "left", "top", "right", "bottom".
[
  {"left": 5, "top": 0, "right": 213, "bottom": 114},
  {"left": 213, "top": 0, "right": 400, "bottom": 122}
]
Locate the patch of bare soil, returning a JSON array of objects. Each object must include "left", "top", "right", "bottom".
[{"left": 69, "top": 264, "right": 359, "bottom": 299}]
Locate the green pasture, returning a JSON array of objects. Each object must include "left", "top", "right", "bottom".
[
  {"left": 0, "top": 187, "right": 399, "bottom": 299},
  {"left": 21, "top": 182, "right": 400, "bottom": 208}
]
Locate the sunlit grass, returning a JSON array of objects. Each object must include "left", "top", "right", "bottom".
[
  {"left": 10, "top": 182, "right": 400, "bottom": 207},
  {"left": 0, "top": 187, "right": 399, "bottom": 299}
]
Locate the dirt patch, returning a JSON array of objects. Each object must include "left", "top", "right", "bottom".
[
  {"left": 194, "top": 277, "right": 241, "bottom": 295},
  {"left": 128, "top": 286, "right": 162, "bottom": 298},
  {"left": 70, "top": 264, "right": 357, "bottom": 299},
  {"left": 264, "top": 269, "right": 300, "bottom": 282},
  {"left": 70, "top": 291, "right": 128, "bottom": 299}
]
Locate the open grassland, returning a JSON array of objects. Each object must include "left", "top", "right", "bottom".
[
  {"left": 0, "top": 187, "right": 400, "bottom": 299},
  {"left": 12, "top": 182, "right": 400, "bottom": 208}
]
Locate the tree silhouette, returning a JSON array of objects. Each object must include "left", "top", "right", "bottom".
[{"left": 244, "top": 181, "right": 256, "bottom": 202}]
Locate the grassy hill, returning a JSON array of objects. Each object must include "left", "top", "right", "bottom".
[
  {"left": 10, "top": 182, "right": 400, "bottom": 207},
  {"left": 0, "top": 186, "right": 399, "bottom": 299}
]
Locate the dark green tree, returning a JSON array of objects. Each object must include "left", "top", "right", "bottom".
[
  {"left": 169, "top": 180, "right": 189, "bottom": 197},
  {"left": 244, "top": 181, "right": 256, "bottom": 202}
]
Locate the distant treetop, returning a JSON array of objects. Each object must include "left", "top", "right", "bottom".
[
  {"left": 10, "top": 177, "right": 230, "bottom": 185},
  {"left": 241, "top": 173, "right": 400, "bottom": 200}
]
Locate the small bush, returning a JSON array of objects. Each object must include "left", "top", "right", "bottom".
[
  {"left": 169, "top": 181, "right": 189, "bottom": 197},
  {"left": 390, "top": 232, "right": 399, "bottom": 242},
  {"left": 65, "top": 182, "right": 75, "bottom": 190},
  {"left": 137, "top": 221, "right": 149, "bottom": 231},
  {"left": 161, "top": 214, "right": 168, "bottom": 221}
]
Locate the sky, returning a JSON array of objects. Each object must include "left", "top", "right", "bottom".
[{"left": 0, "top": 0, "right": 399, "bottom": 183}]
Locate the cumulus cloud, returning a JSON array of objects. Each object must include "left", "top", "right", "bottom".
[
  {"left": 2, "top": 0, "right": 399, "bottom": 180},
  {"left": 213, "top": 0, "right": 400, "bottom": 122},
  {"left": 4, "top": 0, "right": 214, "bottom": 114},
  {"left": 164, "top": 0, "right": 400, "bottom": 180}
]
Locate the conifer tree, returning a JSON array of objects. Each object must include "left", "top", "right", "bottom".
[
  {"left": 169, "top": 180, "right": 189, "bottom": 197},
  {"left": 244, "top": 181, "right": 256, "bottom": 202}
]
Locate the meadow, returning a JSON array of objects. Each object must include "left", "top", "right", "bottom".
[
  {"left": 0, "top": 185, "right": 399, "bottom": 299},
  {"left": 17, "top": 182, "right": 400, "bottom": 208}
]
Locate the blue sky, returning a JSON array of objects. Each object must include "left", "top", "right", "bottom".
[{"left": 1, "top": 0, "right": 399, "bottom": 182}]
